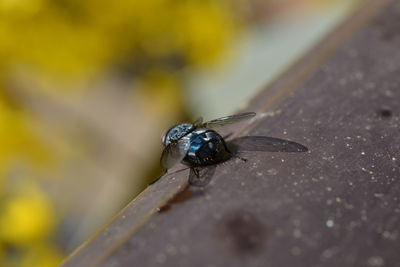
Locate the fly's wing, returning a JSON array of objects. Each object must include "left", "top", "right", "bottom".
[
  {"left": 202, "top": 112, "right": 256, "bottom": 129},
  {"left": 188, "top": 165, "right": 217, "bottom": 187},
  {"left": 160, "top": 138, "right": 190, "bottom": 170},
  {"left": 228, "top": 136, "right": 308, "bottom": 153}
]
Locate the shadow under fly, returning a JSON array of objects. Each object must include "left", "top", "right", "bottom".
[{"left": 154, "top": 112, "right": 308, "bottom": 187}]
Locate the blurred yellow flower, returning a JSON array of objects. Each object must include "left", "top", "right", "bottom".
[
  {"left": 0, "top": 183, "right": 56, "bottom": 245},
  {"left": 0, "top": 99, "right": 54, "bottom": 177},
  {"left": 138, "top": 69, "right": 183, "bottom": 114},
  {"left": 172, "top": 1, "right": 237, "bottom": 65},
  {"left": 0, "top": 0, "right": 246, "bottom": 265},
  {"left": 0, "top": 0, "right": 239, "bottom": 78},
  {"left": 18, "top": 244, "right": 63, "bottom": 267}
]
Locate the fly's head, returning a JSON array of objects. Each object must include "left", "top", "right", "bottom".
[{"left": 162, "top": 123, "right": 194, "bottom": 147}]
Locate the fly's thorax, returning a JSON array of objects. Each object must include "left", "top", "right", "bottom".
[{"left": 162, "top": 123, "right": 194, "bottom": 147}]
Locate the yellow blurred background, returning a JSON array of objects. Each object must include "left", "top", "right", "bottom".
[{"left": 0, "top": 0, "right": 360, "bottom": 265}]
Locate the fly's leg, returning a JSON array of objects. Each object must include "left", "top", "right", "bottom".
[
  {"left": 192, "top": 167, "right": 200, "bottom": 178},
  {"left": 189, "top": 166, "right": 215, "bottom": 187},
  {"left": 233, "top": 154, "right": 247, "bottom": 162}
]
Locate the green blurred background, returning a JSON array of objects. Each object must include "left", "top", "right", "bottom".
[{"left": 0, "top": 0, "right": 360, "bottom": 266}]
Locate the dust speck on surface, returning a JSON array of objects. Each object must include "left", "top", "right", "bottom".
[
  {"left": 165, "top": 244, "right": 178, "bottom": 256},
  {"left": 367, "top": 256, "right": 385, "bottom": 267},
  {"left": 321, "top": 247, "right": 338, "bottom": 260},
  {"left": 293, "top": 229, "right": 302, "bottom": 238},
  {"left": 326, "top": 187, "right": 332, "bottom": 192},
  {"left": 326, "top": 220, "right": 334, "bottom": 228},
  {"left": 156, "top": 253, "right": 167, "bottom": 264},
  {"left": 382, "top": 230, "right": 398, "bottom": 240},
  {"left": 291, "top": 246, "right": 302, "bottom": 256}
]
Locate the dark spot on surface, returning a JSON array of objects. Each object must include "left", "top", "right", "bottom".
[
  {"left": 218, "top": 211, "right": 267, "bottom": 255},
  {"left": 377, "top": 108, "right": 392, "bottom": 118},
  {"left": 158, "top": 185, "right": 204, "bottom": 213}
]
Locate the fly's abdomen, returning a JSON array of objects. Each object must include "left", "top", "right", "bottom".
[{"left": 183, "top": 129, "right": 231, "bottom": 167}]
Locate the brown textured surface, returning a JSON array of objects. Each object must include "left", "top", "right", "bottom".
[{"left": 63, "top": 0, "right": 400, "bottom": 266}]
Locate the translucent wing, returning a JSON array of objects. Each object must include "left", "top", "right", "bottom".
[
  {"left": 202, "top": 112, "right": 256, "bottom": 129},
  {"left": 227, "top": 136, "right": 308, "bottom": 153},
  {"left": 160, "top": 138, "right": 190, "bottom": 170}
]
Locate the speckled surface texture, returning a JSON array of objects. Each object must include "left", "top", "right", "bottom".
[{"left": 64, "top": 1, "right": 400, "bottom": 266}]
